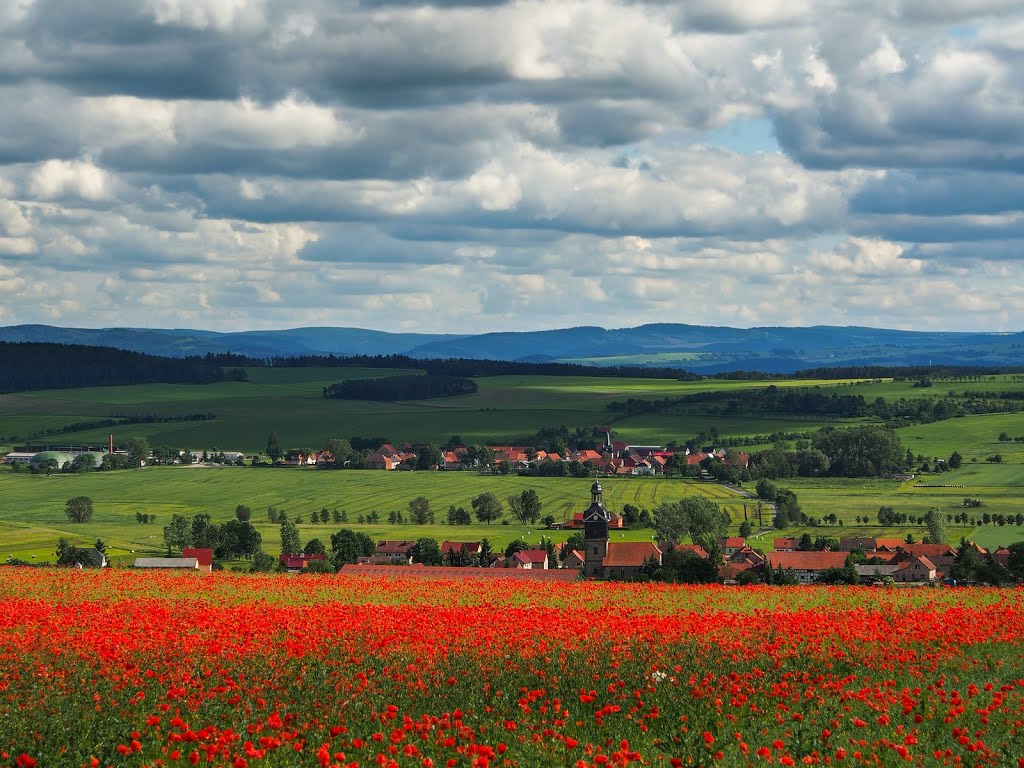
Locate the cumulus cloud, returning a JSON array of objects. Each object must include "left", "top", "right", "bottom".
[{"left": 0, "top": 0, "right": 1022, "bottom": 332}]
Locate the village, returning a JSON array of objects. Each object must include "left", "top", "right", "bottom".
[
  {"left": 123, "top": 482, "right": 1003, "bottom": 587},
  {"left": 2, "top": 429, "right": 745, "bottom": 478}
]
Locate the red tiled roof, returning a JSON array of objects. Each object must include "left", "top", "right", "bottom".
[
  {"left": 866, "top": 551, "right": 901, "bottom": 563},
  {"left": 721, "top": 537, "right": 746, "bottom": 548},
  {"left": 767, "top": 551, "right": 849, "bottom": 571},
  {"left": 441, "top": 541, "right": 482, "bottom": 555},
  {"left": 719, "top": 562, "right": 755, "bottom": 579},
  {"left": 674, "top": 544, "right": 709, "bottom": 559},
  {"left": 279, "top": 553, "right": 328, "bottom": 569},
  {"left": 603, "top": 542, "right": 660, "bottom": 568},
  {"left": 375, "top": 540, "right": 416, "bottom": 555},
  {"left": 514, "top": 550, "right": 548, "bottom": 564},
  {"left": 875, "top": 538, "right": 906, "bottom": 550},
  {"left": 339, "top": 564, "right": 579, "bottom": 581},
  {"left": 899, "top": 543, "right": 957, "bottom": 558},
  {"left": 181, "top": 548, "right": 213, "bottom": 567},
  {"left": 773, "top": 538, "right": 798, "bottom": 550}
]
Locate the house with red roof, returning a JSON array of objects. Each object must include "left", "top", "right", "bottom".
[
  {"left": 513, "top": 549, "right": 548, "bottom": 570},
  {"left": 441, "top": 541, "right": 482, "bottom": 556},
  {"left": 898, "top": 543, "right": 957, "bottom": 571},
  {"left": 874, "top": 538, "right": 907, "bottom": 551},
  {"left": 563, "top": 549, "right": 585, "bottom": 569},
  {"left": 773, "top": 537, "right": 798, "bottom": 552},
  {"left": 894, "top": 555, "right": 937, "bottom": 583},
  {"left": 372, "top": 540, "right": 416, "bottom": 565},
  {"left": 181, "top": 548, "right": 213, "bottom": 573},
  {"left": 719, "top": 537, "right": 747, "bottom": 556},
  {"left": 601, "top": 541, "right": 661, "bottom": 581},
  {"left": 278, "top": 553, "right": 328, "bottom": 572},
  {"left": 440, "top": 541, "right": 483, "bottom": 565},
  {"left": 765, "top": 551, "right": 850, "bottom": 584},
  {"left": 727, "top": 546, "right": 766, "bottom": 568}
]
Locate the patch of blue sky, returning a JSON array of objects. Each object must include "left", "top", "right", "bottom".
[
  {"left": 947, "top": 25, "right": 978, "bottom": 40},
  {"left": 702, "top": 116, "right": 781, "bottom": 154}
]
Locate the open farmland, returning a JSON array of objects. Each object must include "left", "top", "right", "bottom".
[
  {"left": 4, "top": 570, "right": 1024, "bottom": 767},
  {"left": 4, "top": 368, "right": 1024, "bottom": 458},
  {"left": 1, "top": 367, "right": 874, "bottom": 453},
  {"left": 0, "top": 467, "right": 745, "bottom": 564}
]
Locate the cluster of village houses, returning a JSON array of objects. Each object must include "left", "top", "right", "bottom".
[
  {"left": 355, "top": 438, "right": 748, "bottom": 475},
  {"left": 131, "top": 531, "right": 994, "bottom": 585},
  {"left": 128, "top": 482, "right": 1001, "bottom": 586},
  {"left": 340, "top": 534, "right": 997, "bottom": 585},
  {"left": 4, "top": 432, "right": 744, "bottom": 477}
]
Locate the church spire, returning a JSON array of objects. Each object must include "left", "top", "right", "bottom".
[{"left": 583, "top": 482, "right": 610, "bottom": 578}]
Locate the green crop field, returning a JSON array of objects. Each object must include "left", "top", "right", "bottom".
[
  {"left": 0, "top": 368, "right": 879, "bottom": 453},
  {"left": 897, "top": 413, "right": 1024, "bottom": 462},
  {"left": 0, "top": 466, "right": 748, "bottom": 565},
  {"left": 773, "top": 466, "right": 1024, "bottom": 547}
]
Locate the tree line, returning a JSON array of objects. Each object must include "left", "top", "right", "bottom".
[
  {"left": 0, "top": 342, "right": 246, "bottom": 394},
  {"left": 608, "top": 385, "right": 1024, "bottom": 426},
  {"left": 322, "top": 374, "right": 478, "bottom": 401},
  {"left": 7, "top": 412, "right": 216, "bottom": 446}
]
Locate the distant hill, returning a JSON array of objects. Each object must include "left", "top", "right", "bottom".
[
  {"left": 2, "top": 323, "right": 1022, "bottom": 373},
  {"left": 0, "top": 325, "right": 461, "bottom": 359}
]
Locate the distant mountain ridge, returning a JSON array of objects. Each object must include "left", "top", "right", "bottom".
[
  {"left": 1, "top": 323, "right": 1022, "bottom": 373},
  {"left": 0, "top": 324, "right": 461, "bottom": 360}
]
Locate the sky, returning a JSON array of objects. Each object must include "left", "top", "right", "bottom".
[{"left": 0, "top": 0, "right": 1023, "bottom": 335}]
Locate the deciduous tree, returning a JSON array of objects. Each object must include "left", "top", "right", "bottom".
[
  {"left": 64, "top": 496, "right": 94, "bottom": 524},
  {"left": 472, "top": 492, "right": 503, "bottom": 524}
]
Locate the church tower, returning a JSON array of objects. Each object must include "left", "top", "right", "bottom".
[{"left": 583, "top": 481, "right": 610, "bottom": 578}]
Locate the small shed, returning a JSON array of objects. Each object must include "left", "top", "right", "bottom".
[{"left": 133, "top": 557, "right": 200, "bottom": 570}]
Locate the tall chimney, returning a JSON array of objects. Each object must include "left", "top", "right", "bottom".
[{"left": 109, "top": 433, "right": 114, "bottom": 455}]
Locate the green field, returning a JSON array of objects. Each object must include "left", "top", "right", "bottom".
[
  {"left": 6, "top": 459, "right": 1024, "bottom": 566},
  {"left": 773, "top": 468, "right": 1024, "bottom": 547},
  {"left": 0, "top": 368, "right": 882, "bottom": 453},
  {"left": 0, "top": 466, "right": 747, "bottom": 564},
  {"left": 4, "top": 368, "right": 1024, "bottom": 457},
  {"left": 6, "top": 368, "right": 1024, "bottom": 564}
]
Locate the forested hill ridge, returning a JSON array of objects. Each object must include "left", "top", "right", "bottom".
[
  {"left": 0, "top": 342, "right": 246, "bottom": 393},
  {"left": 2, "top": 323, "right": 1023, "bottom": 373}
]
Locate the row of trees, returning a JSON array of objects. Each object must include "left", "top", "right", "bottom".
[
  {"left": 322, "top": 375, "right": 478, "bottom": 401},
  {"left": 607, "top": 385, "right": 1024, "bottom": 427},
  {"left": 162, "top": 513, "right": 264, "bottom": 560}
]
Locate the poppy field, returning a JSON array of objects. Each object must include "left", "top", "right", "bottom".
[{"left": 2, "top": 571, "right": 1024, "bottom": 767}]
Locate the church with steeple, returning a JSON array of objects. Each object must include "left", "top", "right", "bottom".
[
  {"left": 582, "top": 481, "right": 662, "bottom": 580},
  {"left": 583, "top": 481, "right": 610, "bottom": 578}
]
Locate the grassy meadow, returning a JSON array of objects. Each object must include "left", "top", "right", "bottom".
[{"left": 0, "top": 466, "right": 746, "bottom": 564}]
